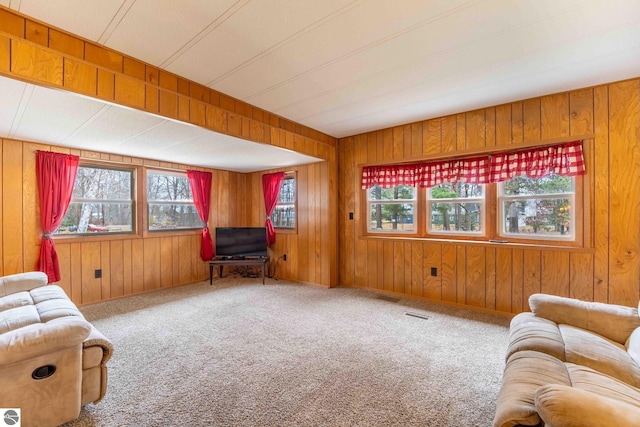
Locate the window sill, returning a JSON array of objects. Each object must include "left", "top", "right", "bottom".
[{"left": 359, "top": 234, "right": 593, "bottom": 253}]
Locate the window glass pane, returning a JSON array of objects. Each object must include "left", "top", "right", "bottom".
[
  {"left": 59, "top": 202, "right": 133, "bottom": 233},
  {"left": 271, "top": 205, "right": 295, "bottom": 229},
  {"left": 272, "top": 173, "right": 297, "bottom": 230},
  {"left": 502, "top": 198, "right": 572, "bottom": 236},
  {"left": 148, "top": 203, "right": 204, "bottom": 230},
  {"left": 72, "top": 167, "right": 132, "bottom": 200},
  {"left": 369, "top": 203, "right": 415, "bottom": 232},
  {"left": 147, "top": 172, "right": 193, "bottom": 201},
  {"left": 279, "top": 177, "right": 296, "bottom": 203},
  {"left": 502, "top": 174, "right": 572, "bottom": 196},
  {"left": 430, "top": 183, "right": 483, "bottom": 199},
  {"left": 369, "top": 185, "right": 415, "bottom": 201},
  {"left": 147, "top": 171, "right": 203, "bottom": 231},
  {"left": 58, "top": 166, "right": 134, "bottom": 234},
  {"left": 430, "top": 202, "right": 482, "bottom": 232}
]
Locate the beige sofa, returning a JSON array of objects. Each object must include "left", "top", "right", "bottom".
[
  {"left": 0, "top": 272, "right": 113, "bottom": 427},
  {"left": 493, "top": 293, "right": 640, "bottom": 427}
]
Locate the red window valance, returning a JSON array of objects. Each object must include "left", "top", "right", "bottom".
[{"left": 361, "top": 141, "right": 585, "bottom": 189}]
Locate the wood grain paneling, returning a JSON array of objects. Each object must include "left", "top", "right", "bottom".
[
  {"left": 0, "top": 137, "right": 246, "bottom": 306},
  {"left": 337, "top": 78, "right": 640, "bottom": 314}
]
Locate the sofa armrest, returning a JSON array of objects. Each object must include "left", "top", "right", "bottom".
[
  {"left": 529, "top": 293, "right": 640, "bottom": 344},
  {"left": 535, "top": 384, "right": 640, "bottom": 427},
  {"left": 0, "top": 317, "right": 91, "bottom": 364},
  {"left": 0, "top": 272, "right": 49, "bottom": 297},
  {"left": 83, "top": 324, "right": 114, "bottom": 365}
]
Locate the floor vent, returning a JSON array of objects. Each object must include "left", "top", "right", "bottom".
[
  {"left": 376, "top": 295, "right": 400, "bottom": 303},
  {"left": 405, "top": 312, "right": 430, "bottom": 320}
]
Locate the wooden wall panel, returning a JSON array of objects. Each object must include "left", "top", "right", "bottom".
[
  {"left": 337, "top": 78, "right": 640, "bottom": 314},
  {"left": 244, "top": 160, "right": 337, "bottom": 288},
  {"left": 0, "top": 137, "right": 245, "bottom": 306},
  {"left": 607, "top": 80, "right": 640, "bottom": 306}
]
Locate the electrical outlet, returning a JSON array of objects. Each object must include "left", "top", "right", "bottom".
[
  {"left": 430, "top": 267, "right": 437, "bottom": 277},
  {"left": 349, "top": 212, "right": 354, "bottom": 220},
  {"left": 95, "top": 269, "right": 102, "bottom": 279},
  {"left": 283, "top": 254, "right": 287, "bottom": 261}
]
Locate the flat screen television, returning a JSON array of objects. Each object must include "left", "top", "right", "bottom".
[{"left": 215, "top": 227, "right": 267, "bottom": 258}]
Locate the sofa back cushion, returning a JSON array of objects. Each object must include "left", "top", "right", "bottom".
[
  {"left": 628, "top": 327, "right": 640, "bottom": 369},
  {"left": 530, "top": 294, "right": 640, "bottom": 344}
]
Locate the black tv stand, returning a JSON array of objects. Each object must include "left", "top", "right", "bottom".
[{"left": 209, "top": 256, "right": 269, "bottom": 285}]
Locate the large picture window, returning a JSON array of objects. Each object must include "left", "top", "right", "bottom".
[
  {"left": 428, "top": 183, "right": 484, "bottom": 235},
  {"left": 367, "top": 185, "right": 416, "bottom": 233},
  {"left": 361, "top": 141, "right": 585, "bottom": 244},
  {"left": 58, "top": 165, "right": 134, "bottom": 234},
  {"left": 271, "top": 173, "right": 296, "bottom": 229},
  {"left": 147, "top": 170, "right": 204, "bottom": 231}
]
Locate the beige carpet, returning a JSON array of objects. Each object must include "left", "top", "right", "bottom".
[{"left": 64, "top": 278, "right": 510, "bottom": 426}]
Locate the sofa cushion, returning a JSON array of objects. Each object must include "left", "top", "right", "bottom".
[
  {"left": 0, "top": 305, "right": 41, "bottom": 334},
  {"left": 506, "top": 312, "right": 565, "bottom": 362},
  {"left": 535, "top": 384, "right": 640, "bottom": 427},
  {"left": 566, "top": 363, "right": 640, "bottom": 406},
  {"left": 0, "top": 317, "right": 91, "bottom": 364},
  {"left": 0, "top": 291, "right": 33, "bottom": 312},
  {"left": 561, "top": 325, "right": 640, "bottom": 388},
  {"left": 0, "top": 272, "right": 48, "bottom": 296},
  {"left": 493, "top": 350, "right": 570, "bottom": 427},
  {"left": 529, "top": 293, "right": 640, "bottom": 344},
  {"left": 628, "top": 327, "right": 640, "bottom": 368}
]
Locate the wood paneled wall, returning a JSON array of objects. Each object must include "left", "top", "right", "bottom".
[
  {"left": 338, "top": 80, "right": 640, "bottom": 313},
  {"left": 1, "top": 137, "right": 247, "bottom": 307},
  {"left": 244, "top": 160, "right": 338, "bottom": 287},
  {"left": 0, "top": 6, "right": 336, "bottom": 161}
]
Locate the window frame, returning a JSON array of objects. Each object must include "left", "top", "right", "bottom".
[
  {"left": 366, "top": 184, "right": 418, "bottom": 234},
  {"left": 146, "top": 169, "right": 204, "bottom": 233},
  {"left": 271, "top": 172, "right": 298, "bottom": 233},
  {"left": 361, "top": 172, "right": 585, "bottom": 248},
  {"left": 55, "top": 163, "right": 136, "bottom": 237},
  {"left": 426, "top": 183, "right": 486, "bottom": 237}
]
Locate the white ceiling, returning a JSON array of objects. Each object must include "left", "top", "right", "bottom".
[
  {"left": 0, "top": 76, "right": 319, "bottom": 172},
  {"left": 1, "top": 0, "right": 640, "bottom": 168}
]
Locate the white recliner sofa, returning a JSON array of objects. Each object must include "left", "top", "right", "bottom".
[
  {"left": 494, "top": 293, "right": 640, "bottom": 427},
  {"left": 0, "top": 272, "right": 113, "bottom": 427}
]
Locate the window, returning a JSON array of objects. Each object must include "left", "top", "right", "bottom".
[
  {"left": 367, "top": 185, "right": 416, "bottom": 233},
  {"left": 58, "top": 165, "right": 134, "bottom": 234},
  {"left": 147, "top": 170, "right": 204, "bottom": 231},
  {"left": 498, "top": 174, "right": 575, "bottom": 239},
  {"left": 271, "top": 173, "right": 296, "bottom": 229},
  {"left": 428, "top": 183, "right": 484, "bottom": 235}
]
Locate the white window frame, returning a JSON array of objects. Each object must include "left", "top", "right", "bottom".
[
  {"left": 57, "top": 164, "right": 135, "bottom": 235},
  {"left": 366, "top": 185, "right": 417, "bottom": 234},
  {"left": 271, "top": 172, "right": 297, "bottom": 230},
  {"left": 146, "top": 169, "right": 203, "bottom": 232},
  {"left": 427, "top": 183, "right": 485, "bottom": 236},
  {"left": 497, "top": 176, "right": 576, "bottom": 241}
]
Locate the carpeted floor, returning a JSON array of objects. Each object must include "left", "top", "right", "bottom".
[{"left": 64, "top": 278, "right": 510, "bottom": 426}]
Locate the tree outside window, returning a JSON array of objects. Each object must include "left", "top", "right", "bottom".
[
  {"left": 271, "top": 173, "right": 296, "bottom": 229},
  {"left": 367, "top": 185, "right": 416, "bottom": 233},
  {"left": 499, "top": 174, "right": 574, "bottom": 238},
  {"left": 57, "top": 166, "right": 134, "bottom": 234},
  {"left": 428, "top": 183, "right": 484, "bottom": 234},
  {"left": 147, "top": 170, "right": 204, "bottom": 231}
]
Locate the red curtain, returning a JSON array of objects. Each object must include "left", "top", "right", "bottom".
[
  {"left": 361, "top": 141, "right": 585, "bottom": 189},
  {"left": 36, "top": 151, "right": 79, "bottom": 283},
  {"left": 187, "top": 170, "right": 214, "bottom": 261},
  {"left": 262, "top": 172, "right": 285, "bottom": 246}
]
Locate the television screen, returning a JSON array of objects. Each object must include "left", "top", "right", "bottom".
[{"left": 215, "top": 227, "right": 267, "bottom": 258}]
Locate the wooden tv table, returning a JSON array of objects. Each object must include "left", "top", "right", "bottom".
[{"left": 209, "top": 256, "right": 269, "bottom": 285}]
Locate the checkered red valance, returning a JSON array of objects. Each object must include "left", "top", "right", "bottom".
[{"left": 361, "top": 141, "right": 585, "bottom": 189}]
